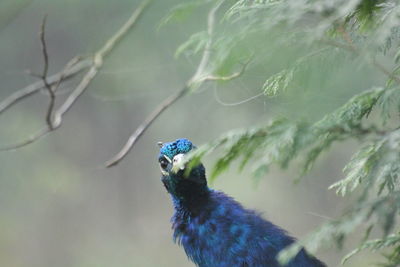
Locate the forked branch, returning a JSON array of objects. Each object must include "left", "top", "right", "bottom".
[
  {"left": 38, "top": 15, "right": 57, "bottom": 130},
  {"left": 105, "top": 0, "right": 244, "bottom": 167},
  {"left": 0, "top": 59, "right": 92, "bottom": 115},
  {"left": 0, "top": 0, "right": 152, "bottom": 151}
]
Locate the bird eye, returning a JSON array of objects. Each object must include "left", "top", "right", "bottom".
[
  {"left": 160, "top": 155, "right": 173, "bottom": 170},
  {"left": 160, "top": 159, "right": 168, "bottom": 170}
]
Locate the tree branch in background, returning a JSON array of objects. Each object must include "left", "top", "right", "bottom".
[
  {"left": 188, "top": 0, "right": 225, "bottom": 86},
  {"left": 0, "top": 0, "right": 152, "bottom": 151},
  {"left": 0, "top": 59, "right": 92, "bottom": 115},
  {"left": 200, "top": 57, "right": 252, "bottom": 82},
  {"left": 38, "top": 15, "right": 56, "bottom": 130},
  {"left": 322, "top": 25, "right": 400, "bottom": 85},
  {"left": 105, "top": 0, "right": 246, "bottom": 167},
  {"left": 105, "top": 87, "right": 189, "bottom": 167},
  {"left": 0, "top": 127, "right": 51, "bottom": 151},
  {"left": 53, "top": 0, "right": 152, "bottom": 125},
  {"left": 104, "top": 55, "right": 251, "bottom": 168}
]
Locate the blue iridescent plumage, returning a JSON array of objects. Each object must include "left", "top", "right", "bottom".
[
  {"left": 160, "top": 138, "right": 193, "bottom": 160},
  {"left": 158, "top": 138, "right": 326, "bottom": 267}
]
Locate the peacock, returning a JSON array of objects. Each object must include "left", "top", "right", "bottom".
[{"left": 158, "top": 138, "right": 326, "bottom": 267}]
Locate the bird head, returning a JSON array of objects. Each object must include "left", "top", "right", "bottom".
[
  {"left": 158, "top": 138, "right": 193, "bottom": 176},
  {"left": 158, "top": 138, "right": 207, "bottom": 199}
]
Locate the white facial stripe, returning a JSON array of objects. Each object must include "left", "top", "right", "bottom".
[
  {"left": 173, "top": 154, "right": 185, "bottom": 169},
  {"left": 163, "top": 155, "right": 172, "bottom": 163},
  {"left": 171, "top": 154, "right": 186, "bottom": 174}
]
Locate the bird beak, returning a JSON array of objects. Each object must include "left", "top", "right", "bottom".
[{"left": 171, "top": 153, "right": 186, "bottom": 174}]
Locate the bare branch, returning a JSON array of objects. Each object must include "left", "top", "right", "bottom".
[
  {"left": 214, "top": 89, "right": 263, "bottom": 107},
  {"left": 0, "top": 0, "right": 151, "bottom": 151},
  {"left": 54, "top": 0, "right": 152, "bottom": 123},
  {"left": 200, "top": 56, "right": 251, "bottom": 82},
  {"left": 53, "top": 65, "right": 97, "bottom": 126},
  {"left": 188, "top": 0, "right": 225, "bottom": 86},
  {"left": 105, "top": 0, "right": 227, "bottom": 167},
  {"left": 0, "top": 59, "right": 92, "bottom": 115},
  {"left": 96, "top": 0, "right": 152, "bottom": 59},
  {"left": 105, "top": 87, "right": 189, "bottom": 167},
  {"left": 25, "top": 70, "right": 43, "bottom": 79},
  {"left": 39, "top": 15, "right": 56, "bottom": 130},
  {"left": 0, "top": 127, "right": 50, "bottom": 151},
  {"left": 52, "top": 56, "right": 82, "bottom": 91},
  {"left": 40, "top": 15, "right": 50, "bottom": 79},
  {"left": 42, "top": 57, "right": 83, "bottom": 122},
  {"left": 105, "top": 54, "right": 250, "bottom": 167}
]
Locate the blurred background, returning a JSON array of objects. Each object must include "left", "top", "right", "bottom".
[{"left": 0, "top": 0, "right": 386, "bottom": 266}]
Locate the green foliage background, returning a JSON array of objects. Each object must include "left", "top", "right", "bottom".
[
  {"left": 1, "top": 0, "right": 400, "bottom": 266},
  {"left": 175, "top": 0, "right": 400, "bottom": 266}
]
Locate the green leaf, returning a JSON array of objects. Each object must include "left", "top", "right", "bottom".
[
  {"left": 175, "top": 31, "right": 208, "bottom": 58},
  {"left": 314, "top": 87, "right": 384, "bottom": 132},
  {"left": 279, "top": 208, "right": 369, "bottom": 265},
  {"left": 262, "top": 68, "right": 295, "bottom": 97},
  {"left": 159, "top": 1, "right": 206, "bottom": 28},
  {"left": 329, "top": 140, "right": 386, "bottom": 196},
  {"left": 379, "top": 86, "right": 400, "bottom": 124},
  {"left": 342, "top": 234, "right": 400, "bottom": 264}
]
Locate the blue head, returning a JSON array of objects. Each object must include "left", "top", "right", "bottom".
[
  {"left": 159, "top": 138, "right": 193, "bottom": 163},
  {"left": 158, "top": 138, "right": 208, "bottom": 201}
]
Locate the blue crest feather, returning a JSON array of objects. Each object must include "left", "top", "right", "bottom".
[{"left": 159, "top": 138, "right": 193, "bottom": 159}]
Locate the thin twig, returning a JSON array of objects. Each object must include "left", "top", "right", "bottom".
[
  {"left": 214, "top": 88, "right": 264, "bottom": 106},
  {"left": 322, "top": 26, "right": 400, "bottom": 85},
  {"left": 39, "top": 15, "right": 56, "bottom": 129},
  {"left": 52, "top": 56, "right": 82, "bottom": 92},
  {"left": 201, "top": 56, "right": 252, "bottom": 82},
  {"left": 40, "top": 16, "right": 50, "bottom": 79},
  {"left": 306, "top": 211, "right": 332, "bottom": 221},
  {"left": 189, "top": 0, "right": 225, "bottom": 85},
  {"left": 0, "top": 0, "right": 151, "bottom": 151},
  {"left": 339, "top": 25, "right": 400, "bottom": 83},
  {"left": 105, "top": 0, "right": 227, "bottom": 167},
  {"left": 0, "top": 128, "right": 50, "bottom": 151},
  {"left": 0, "top": 59, "right": 92, "bottom": 115},
  {"left": 96, "top": 0, "right": 152, "bottom": 59},
  {"left": 53, "top": 0, "right": 152, "bottom": 126},
  {"left": 105, "top": 87, "right": 189, "bottom": 167},
  {"left": 53, "top": 65, "right": 97, "bottom": 127}
]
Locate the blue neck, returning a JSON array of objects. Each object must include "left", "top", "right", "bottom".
[{"left": 162, "top": 164, "right": 209, "bottom": 214}]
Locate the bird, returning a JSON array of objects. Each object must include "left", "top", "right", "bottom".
[{"left": 158, "top": 138, "right": 326, "bottom": 267}]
